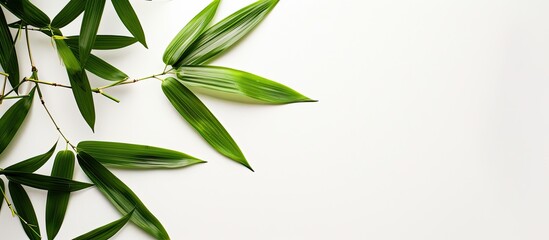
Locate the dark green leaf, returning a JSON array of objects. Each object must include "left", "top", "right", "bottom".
[
  {"left": 177, "top": 66, "right": 315, "bottom": 104},
  {"left": 51, "top": 0, "right": 85, "bottom": 28},
  {"left": 0, "top": 0, "right": 50, "bottom": 28},
  {"left": 77, "top": 152, "right": 170, "bottom": 239},
  {"left": 77, "top": 141, "right": 205, "bottom": 169},
  {"left": 79, "top": 0, "right": 106, "bottom": 65},
  {"left": 0, "top": 89, "right": 34, "bottom": 156},
  {"left": 176, "top": 0, "right": 278, "bottom": 66},
  {"left": 6, "top": 142, "right": 57, "bottom": 172},
  {"left": 161, "top": 77, "right": 252, "bottom": 170},
  {"left": 70, "top": 48, "right": 129, "bottom": 81},
  {"left": 163, "top": 0, "right": 219, "bottom": 65},
  {"left": 0, "top": 9, "right": 19, "bottom": 90},
  {"left": 4, "top": 171, "right": 92, "bottom": 192},
  {"left": 73, "top": 209, "right": 134, "bottom": 240},
  {"left": 111, "top": 0, "right": 147, "bottom": 48},
  {"left": 9, "top": 182, "right": 41, "bottom": 240},
  {"left": 46, "top": 150, "right": 75, "bottom": 240},
  {"left": 0, "top": 179, "right": 4, "bottom": 213},
  {"left": 65, "top": 35, "right": 138, "bottom": 50}
]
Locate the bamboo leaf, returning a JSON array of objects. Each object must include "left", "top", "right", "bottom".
[
  {"left": 111, "top": 0, "right": 147, "bottom": 48},
  {"left": 46, "top": 150, "right": 75, "bottom": 240},
  {"left": 163, "top": 0, "right": 219, "bottom": 65},
  {"left": 53, "top": 36, "right": 81, "bottom": 74},
  {"left": 177, "top": 66, "right": 315, "bottom": 104},
  {"left": 77, "top": 152, "right": 170, "bottom": 239},
  {"left": 0, "top": 179, "right": 4, "bottom": 213},
  {"left": 70, "top": 48, "right": 129, "bottom": 81},
  {"left": 65, "top": 35, "right": 138, "bottom": 50},
  {"left": 79, "top": 0, "right": 106, "bottom": 65},
  {"left": 6, "top": 142, "right": 57, "bottom": 172},
  {"left": 0, "top": 8, "right": 19, "bottom": 91},
  {"left": 51, "top": 0, "right": 85, "bottom": 28},
  {"left": 77, "top": 141, "right": 205, "bottom": 169},
  {"left": 8, "top": 182, "right": 41, "bottom": 240},
  {"left": 176, "top": 0, "right": 278, "bottom": 66},
  {"left": 161, "top": 77, "right": 252, "bottom": 170},
  {"left": 0, "top": 88, "right": 34, "bottom": 156},
  {"left": 0, "top": 0, "right": 50, "bottom": 28},
  {"left": 3, "top": 171, "right": 92, "bottom": 192},
  {"left": 73, "top": 209, "right": 134, "bottom": 240}
]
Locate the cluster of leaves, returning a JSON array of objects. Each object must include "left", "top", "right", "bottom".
[{"left": 0, "top": 0, "right": 313, "bottom": 239}]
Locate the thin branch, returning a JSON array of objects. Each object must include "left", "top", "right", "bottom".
[{"left": 35, "top": 85, "right": 76, "bottom": 150}]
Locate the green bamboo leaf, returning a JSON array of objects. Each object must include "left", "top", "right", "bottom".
[
  {"left": 0, "top": 88, "right": 34, "bottom": 156},
  {"left": 51, "top": 0, "right": 85, "bottom": 28},
  {"left": 0, "top": 9, "right": 19, "bottom": 91},
  {"left": 46, "top": 150, "right": 75, "bottom": 240},
  {"left": 65, "top": 35, "right": 138, "bottom": 50},
  {"left": 163, "top": 0, "right": 219, "bottom": 65},
  {"left": 111, "top": 0, "right": 147, "bottom": 48},
  {"left": 176, "top": 0, "right": 278, "bottom": 66},
  {"left": 70, "top": 48, "right": 129, "bottom": 81},
  {"left": 77, "top": 141, "right": 205, "bottom": 169},
  {"left": 0, "top": 0, "right": 50, "bottom": 28},
  {"left": 53, "top": 36, "right": 81, "bottom": 74},
  {"left": 9, "top": 182, "right": 41, "bottom": 240},
  {"left": 77, "top": 152, "right": 170, "bottom": 239},
  {"left": 3, "top": 171, "right": 92, "bottom": 192},
  {"left": 177, "top": 66, "right": 316, "bottom": 104},
  {"left": 73, "top": 209, "right": 134, "bottom": 240},
  {"left": 0, "top": 179, "right": 4, "bottom": 213},
  {"left": 6, "top": 142, "right": 57, "bottom": 172},
  {"left": 161, "top": 77, "right": 252, "bottom": 170},
  {"left": 79, "top": 0, "right": 106, "bottom": 65}
]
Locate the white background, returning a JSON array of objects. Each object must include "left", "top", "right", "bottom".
[{"left": 2, "top": 0, "right": 549, "bottom": 239}]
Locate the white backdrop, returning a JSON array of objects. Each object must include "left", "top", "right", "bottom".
[{"left": 2, "top": 0, "right": 549, "bottom": 239}]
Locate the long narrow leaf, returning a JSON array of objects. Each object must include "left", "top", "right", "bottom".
[
  {"left": 0, "top": 9, "right": 19, "bottom": 90},
  {"left": 70, "top": 48, "right": 128, "bottom": 81},
  {"left": 6, "top": 142, "right": 57, "bottom": 172},
  {"left": 51, "top": 0, "right": 85, "bottom": 28},
  {"left": 53, "top": 36, "right": 81, "bottom": 74},
  {"left": 0, "top": 179, "right": 4, "bottom": 213},
  {"left": 77, "top": 152, "right": 170, "bottom": 239},
  {"left": 111, "top": 0, "right": 147, "bottom": 47},
  {"left": 0, "top": 89, "right": 34, "bottom": 156},
  {"left": 66, "top": 35, "right": 138, "bottom": 50},
  {"left": 161, "top": 77, "right": 252, "bottom": 170},
  {"left": 77, "top": 141, "right": 205, "bottom": 169},
  {"left": 46, "top": 150, "right": 75, "bottom": 240},
  {"left": 163, "top": 0, "right": 219, "bottom": 65},
  {"left": 73, "top": 209, "right": 134, "bottom": 240},
  {"left": 177, "top": 66, "right": 315, "bottom": 104},
  {"left": 3, "top": 171, "right": 92, "bottom": 192},
  {"left": 79, "top": 0, "right": 106, "bottom": 65},
  {"left": 176, "top": 0, "right": 278, "bottom": 66},
  {"left": 0, "top": 0, "right": 50, "bottom": 28},
  {"left": 9, "top": 182, "right": 41, "bottom": 240}
]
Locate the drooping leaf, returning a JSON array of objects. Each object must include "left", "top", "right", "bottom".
[
  {"left": 77, "top": 141, "right": 205, "bottom": 169},
  {"left": 0, "top": 88, "right": 35, "bottom": 156},
  {"left": 8, "top": 182, "right": 41, "bottom": 240},
  {"left": 161, "top": 77, "right": 252, "bottom": 170},
  {"left": 65, "top": 35, "right": 138, "bottom": 50},
  {"left": 0, "top": 8, "right": 19, "bottom": 90},
  {"left": 177, "top": 66, "right": 315, "bottom": 104},
  {"left": 79, "top": 0, "right": 106, "bottom": 65},
  {"left": 53, "top": 36, "right": 81, "bottom": 74},
  {"left": 6, "top": 142, "right": 57, "bottom": 172},
  {"left": 73, "top": 209, "right": 134, "bottom": 240},
  {"left": 176, "top": 0, "right": 278, "bottom": 66},
  {"left": 3, "top": 171, "right": 92, "bottom": 192},
  {"left": 46, "top": 150, "right": 75, "bottom": 240},
  {"left": 163, "top": 0, "right": 219, "bottom": 65},
  {"left": 111, "top": 0, "right": 147, "bottom": 48},
  {"left": 0, "top": 0, "right": 50, "bottom": 28},
  {"left": 0, "top": 179, "right": 4, "bottom": 213},
  {"left": 51, "top": 0, "right": 85, "bottom": 28},
  {"left": 70, "top": 48, "right": 128, "bottom": 81},
  {"left": 77, "top": 152, "right": 170, "bottom": 239}
]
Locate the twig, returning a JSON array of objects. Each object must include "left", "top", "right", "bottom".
[{"left": 35, "top": 85, "right": 76, "bottom": 150}]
